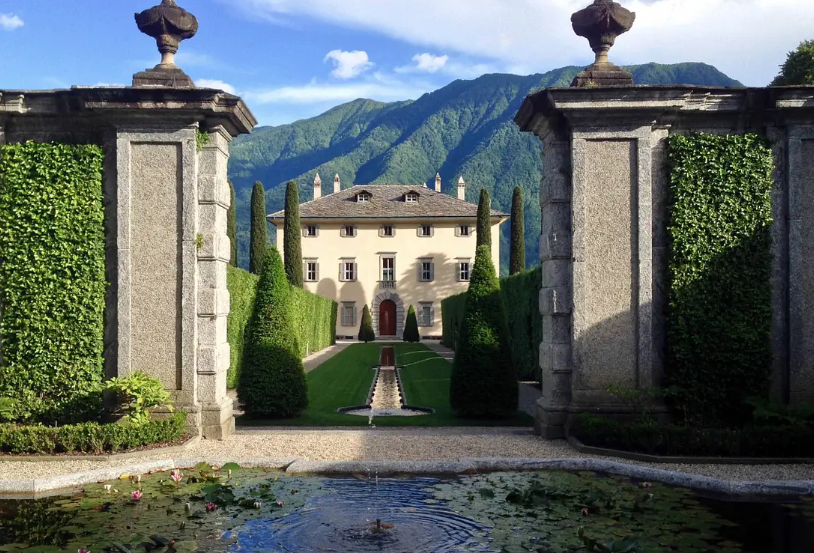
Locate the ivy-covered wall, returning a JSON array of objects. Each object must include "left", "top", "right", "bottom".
[
  {"left": 442, "top": 266, "right": 542, "bottom": 381},
  {"left": 667, "top": 133, "right": 774, "bottom": 425},
  {"left": 0, "top": 142, "right": 107, "bottom": 423},
  {"left": 226, "top": 265, "right": 337, "bottom": 389},
  {"left": 226, "top": 266, "right": 259, "bottom": 389},
  {"left": 290, "top": 286, "right": 337, "bottom": 359}
]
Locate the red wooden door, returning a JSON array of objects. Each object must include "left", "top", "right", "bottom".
[{"left": 379, "top": 300, "right": 396, "bottom": 336}]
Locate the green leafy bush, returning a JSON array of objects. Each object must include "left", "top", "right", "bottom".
[
  {"left": 403, "top": 305, "right": 420, "bottom": 343},
  {"left": 228, "top": 180, "right": 238, "bottom": 267},
  {"left": 450, "top": 245, "right": 517, "bottom": 418},
  {"left": 359, "top": 305, "right": 375, "bottom": 343},
  {"left": 667, "top": 133, "right": 774, "bottom": 425},
  {"left": 238, "top": 247, "right": 308, "bottom": 418},
  {"left": 0, "top": 142, "right": 107, "bottom": 424},
  {"left": 227, "top": 266, "right": 260, "bottom": 389},
  {"left": 290, "top": 286, "right": 337, "bottom": 357},
  {"left": 771, "top": 39, "right": 814, "bottom": 86},
  {"left": 576, "top": 413, "right": 814, "bottom": 458},
  {"left": 0, "top": 411, "right": 187, "bottom": 455},
  {"left": 105, "top": 372, "right": 173, "bottom": 425},
  {"left": 443, "top": 266, "right": 542, "bottom": 381}
]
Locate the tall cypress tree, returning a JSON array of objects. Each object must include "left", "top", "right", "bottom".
[
  {"left": 509, "top": 187, "right": 525, "bottom": 275},
  {"left": 283, "top": 180, "right": 304, "bottom": 287},
  {"left": 449, "top": 245, "right": 517, "bottom": 417},
  {"left": 227, "top": 180, "right": 237, "bottom": 267},
  {"left": 238, "top": 246, "right": 308, "bottom": 418},
  {"left": 250, "top": 181, "right": 268, "bottom": 275},
  {"left": 476, "top": 188, "right": 492, "bottom": 250}
]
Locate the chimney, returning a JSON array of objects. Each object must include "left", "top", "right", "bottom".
[
  {"left": 423, "top": 182, "right": 427, "bottom": 188},
  {"left": 435, "top": 173, "right": 442, "bottom": 192},
  {"left": 457, "top": 176, "right": 466, "bottom": 201},
  {"left": 313, "top": 173, "right": 322, "bottom": 200},
  {"left": 334, "top": 174, "right": 341, "bottom": 194}
]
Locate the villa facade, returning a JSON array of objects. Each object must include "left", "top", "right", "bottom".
[{"left": 268, "top": 173, "right": 508, "bottom": 339}]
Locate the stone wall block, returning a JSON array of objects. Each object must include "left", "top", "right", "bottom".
[
  {"left": 198, "top": 203, "right": 226, "bottom": 234},
  {"left": 539, "top": 287, "right": 572, "bottom": 316},
  {"left": 197, "top": 315, "right": 228, "bottom": 347},
  {"left": 541, "top": 259, "right": 570, "bottom": 287},
  {"left": 198, "top": 259, "right": 228, "bottom": 290},
  {"left": 542, "top": 314, "right": 571, "bottom": 345}
]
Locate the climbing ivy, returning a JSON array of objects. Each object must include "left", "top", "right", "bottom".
[
  {"left": 0, "top": 142, "right": 107, "bottom": 423},
  {"left": 667, "top": 133, "right": 774, "bottom": 425}
]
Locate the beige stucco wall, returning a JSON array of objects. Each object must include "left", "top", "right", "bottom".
[{"left": 275, "top": 219, "right": 503, "bottom": 337}]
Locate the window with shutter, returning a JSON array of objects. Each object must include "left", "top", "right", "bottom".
[
  {"left": 418, "top": 224, "right": 433, "bottom": 237},
  {"left": 341, "top": 302, "right": 357, "bottom": 327},
  {"left": 304, "top": 225, "right": 319, "bottom": 237},
  {"left": 419, "top": 302, "right": 433, "bottom": 327},
  {"left": 418, "top": 259, "right": 433, "bottom": 282},
  {"left": 305, "top": 260, "right": 318, "bottom": 282},
  {"left": 340, "top": 261, "right": 356, "bottom": 282}
]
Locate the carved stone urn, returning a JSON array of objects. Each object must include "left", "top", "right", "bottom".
[
  {"left": 570, "top": 0, "right": 636, "bottom": 87},
  {"left": 133, "top": 0, "right": 199, "bottom": 88}
]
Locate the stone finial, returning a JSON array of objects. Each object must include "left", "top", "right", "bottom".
[
  {"left": 570, "top": 0, "right": 636, "bottom": 87},
  {"left": 133, "top": 0, "right": 199, "bottom": 88},
  {"left": 435, "top": 172, "right": 442, "bottom": 192},
  {"left": 457, "top": 176, "right": 466, "bottom": 201}
]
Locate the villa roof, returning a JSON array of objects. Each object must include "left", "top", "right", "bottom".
[{"left": 267, "top": 184, "right": 508, "bottom": 221}]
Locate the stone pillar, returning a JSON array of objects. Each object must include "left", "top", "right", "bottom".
[
  {"left": 196, "top": 126, "right": 235, "bottom": 438},
  {"left": 537, "top": 122, "right": 573, "bottom": 439},
  {"left": 113, "top": 125, "right": 202, "bottom": 430},
  {"left": 516, "top": 86, "right": 814, "bottom": 435}
]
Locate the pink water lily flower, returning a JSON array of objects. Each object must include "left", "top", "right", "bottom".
[
  {"left": 131, "top": 490, "right": 143, "bottom": 500},
  {"left": 276, "top": 500, "right": 284, "bottom": 507},
  {"left": 581, "top": 508, "right": 589, "bottom": 516},
  {"left": 641, "top": 482, "right": 652, "bottom": 488},
  {"left": 206, "top": 502, "right": 217, "bottom": 512},
  {"left": 78, "top": 549, "right": 90, "bottom": 553},
  {"left": 171, "top": 469, "right": 183, "bottom": 483}
]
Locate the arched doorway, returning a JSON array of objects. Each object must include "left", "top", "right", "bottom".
[{"left": 379, "top": 300, "right": 397, "bottom": 336}]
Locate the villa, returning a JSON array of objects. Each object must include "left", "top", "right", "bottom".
[{"left": 268, "top": 173, "right": 508, "bottom": 339}]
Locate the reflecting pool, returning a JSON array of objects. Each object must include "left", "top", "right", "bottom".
[{"left": 1, "top": 464, "right": 813, "bottom": 552}]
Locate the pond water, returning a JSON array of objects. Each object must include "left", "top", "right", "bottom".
[{"left": 1, "top": 464, "right": 813, "bottom": 552}]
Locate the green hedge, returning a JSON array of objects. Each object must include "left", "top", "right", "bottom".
[
  {"left": 0, "top": 142, "right": 107, "bottom": 424},
  {"left": 227, "top": 266, "right": 337, "bottom": 389},
  {"left": 227, "top": 266, "right": 260, "bottom": 389},
  {"left": 576, "top": 414, "right": 814, "bottom": 458},
  {"left": 0, "top": 411, "right": 187, "bottom": 455},
  {"left": 290, "top": 286, "right": 337, "bottom": 357},
  {"left": 442, "top": 266, "right": 542, "bottom": 381},
  {"left": 667, "top": 133, "right": 774, "bottom": 425}
]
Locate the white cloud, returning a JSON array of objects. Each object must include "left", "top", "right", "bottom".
[
  {"left": 0, "top": 13, "right": 24, "bottom": 31},
  {"left": 225, "top": 0, "right": 814, "bottom": 86},
  {"left": 243, "top": 79, "right": 431, "bottom": 105},
  {"left": 196, "top": 79, "right": 237, "bottom": 94},
  {"left": 396, "top": 53, "right": 449, "bottom": 74},
  {"left": 324, "top": 50, "right": 374, "bottom": 79}
]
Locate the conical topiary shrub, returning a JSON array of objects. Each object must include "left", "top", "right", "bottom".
[
  {"left": 449, "top": 244, "right": 517, "bottom": 418},
  {"left": 359, "top": 305, "right": 375, "bottom": 343},
  {"left": 238, "top": 246, "right": 308, "bottom": 418},
  {"left": 250, "top": 181, "right": 268, "bottom": 275},
  {"left": 403, "top": 305, "right": 420, "bottom": 343},
  {"left": 476, "top": 188, "right": 492, "bottom": 250}
]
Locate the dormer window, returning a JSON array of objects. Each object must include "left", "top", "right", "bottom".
[
  {"left": 405, "top": 192, "right": 419, "bottom": 203},
  {"left": 357, "top": 192, "right": 371, "bottom": 203}
]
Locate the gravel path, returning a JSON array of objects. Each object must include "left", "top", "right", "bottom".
[{"left": 2, "top": 427, "right": 813, "bottom": 483}]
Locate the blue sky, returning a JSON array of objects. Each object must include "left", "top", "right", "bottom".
[{"left": 1, "top": 0, "right": 813, "bottom": 126}]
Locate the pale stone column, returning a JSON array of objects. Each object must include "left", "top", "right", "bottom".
[
  {"left": 196, "top": 126, "right": 234, "bottom": 439},
  {"left": 114, "top": 125, "right": 202, "bottom": 431},
  {"left": 536, "top": 124, "right": 573, "bottom": 439},
  {"left": 569, "top": 125, "right": 654, "bottom": 413}
]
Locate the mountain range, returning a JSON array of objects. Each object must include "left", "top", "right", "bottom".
[{"left": 227, "top": 62, "right": 744, "bottom": 274}]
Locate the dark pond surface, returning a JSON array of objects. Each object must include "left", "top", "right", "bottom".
[{"left": 1, "top": 464, "right": 813, "bottom": 552}]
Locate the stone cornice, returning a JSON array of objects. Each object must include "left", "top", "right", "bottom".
[
  {"left": 0, "top": 87, "right": 256, "bottom": 137},
  {"left": 515, "top": 85, "right": 814, "bottom": 136}
]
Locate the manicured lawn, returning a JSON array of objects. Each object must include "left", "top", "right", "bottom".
[{"left": 237, "top": 342, "right": 533, "bottom": 427}]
